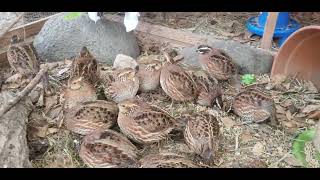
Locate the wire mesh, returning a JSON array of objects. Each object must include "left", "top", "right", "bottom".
[{"left": 22, "top": 12, "right": 60, "bottom": 24}]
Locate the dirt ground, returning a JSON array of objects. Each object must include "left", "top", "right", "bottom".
[{"left": 0, "top": 12, "right": 320, "bottom": 168}]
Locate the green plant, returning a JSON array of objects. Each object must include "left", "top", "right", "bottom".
[
  {"left": 292, "top": 128, "right": 318, "bottom": 167},
  {"left": 241, "top": 74, "right": 256, "bottom": 85},
  {"left": 64, "top": 12, "right": 84, "bottom": 20}
]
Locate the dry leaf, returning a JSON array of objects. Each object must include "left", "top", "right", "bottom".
[
  {"left": 271, "top": 74, "right": 287, "bottom": 85},
  {"left": 30, "top": 125, "right": 49, "bottom": 138},
  {"left": 296, "top": 113, "right": 307, "bottom": 118},
  {"left": 287, "top": 104, "right": 298, "bottom": 114},
  {"left": 308, "top": 111, "right": 320, "bottom": 120},
  {"left": 302, "top": 105, "right": 320, "bottom": 114},
  {"left": 47, "top": 128, "right": 59, "bottom": 135},
  {"left": 241, "top": 132, "right": 255, "bottom": 143},
  {"left": 282, "top": 121, "right": 296, "bottom": 128},
  {"left": 276, "top": 105, "right": 286, "bottom": 114},
  {"left": 305, "top": 81, "right": 318, "bottom": 93},
  {"left": 284, "top": 154, "right": 303, "bottom": 167},
  {"left": 285, "top": 110, "right": 293, "bottom": 121},
  {"left": 221, "top": 117, "right": 236, "bottom": 129},
  {"left": 277, "top": 114, "right": 287, "bottom": 122},
  {"left": 283, "top": 83, "right": 291, "bottom": 90},
  {"left": 45, "top": 95, "right": 59, "bottom": 113},
  {"left": 282, "top": 99, "right": 293, "bottom": 107},
  {"left": 252, "top": 142, "right": 265, "bottom": 156}
]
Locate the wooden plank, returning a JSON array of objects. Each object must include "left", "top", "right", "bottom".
[
  {"left": 104, "top": 14, "right": 208, "bottom": 47},
  {"left": 0, "top": 13, "right": 62, "bottom": 48},
  {"left": 260, "top": 12, "right": 279, "bottom": 50},
  {"left": 0, "top": 13, "right": 62, "bottom": 67}
]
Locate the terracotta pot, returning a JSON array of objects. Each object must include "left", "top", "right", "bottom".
[{"left": 271, "top": 26, "right": 320, "bottom": 89}]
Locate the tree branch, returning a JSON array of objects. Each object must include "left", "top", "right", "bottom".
[{"left": 0, "top": 65, "right": 48, "bottom": 118}]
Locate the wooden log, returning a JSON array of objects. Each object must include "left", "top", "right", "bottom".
[
  {"left": 0, "top": 91, "right": 32, "bottom": 168},
  {"left": 260, "top": 12, "right": 279, "bottom": 50}
]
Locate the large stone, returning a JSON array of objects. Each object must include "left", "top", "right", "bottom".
[
  {"left": 33, "top": 13, "right": 140, "bottom": 64},
  {"left": 180, "top": 39, "right": 274, "bottom": 74}
]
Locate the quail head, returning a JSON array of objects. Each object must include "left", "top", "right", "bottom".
[
  {"left": 7, "top": 35, "right": 40, "bottom": 78},
  {"left": 79, "top": 128, "right": 139, "bottom": 168},
  {"left": 100, "top": 67, "right": 139, "bottom": 103},
  {"left": 69, "top": 46, "right": 98, "bottom": 84},
  {"left": 65, "top": 100, "right": 118, "bottom": 135},
  {"left": 136, "top": 56, "right": 162, "bottom": 92},
  {"left": 232, "top": 87, "right": 277, "bottom": 125},
  {"left": 160, "top": 52, "right": 197, "bottom": 102},
  {"left": 196, "top": 45, "right": 237, "bottom": 81},
  {"left": 117, "top": 99, "right": 184, "bottom": 144},
  {"left": 183, "top": 113, "right": 221, "bottom": 162}
]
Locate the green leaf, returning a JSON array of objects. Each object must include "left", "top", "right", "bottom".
[
  {"left": 292, "top": 128, "right": 316, "bottom": 167},
  {"left": 64, "top": 12, "right": 83, "bottom": 20},
  {"left": 241, "top": 74, "right": 256, "bottom": 85}
]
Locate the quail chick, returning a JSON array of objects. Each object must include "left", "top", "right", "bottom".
[
  {"left": 7, "top": 35, "right": 40, "bottom": 78},
  {"left": 232, "top": 87, "right": 277, "bottom": 125},
  {"left": 65, "top": 100, "right": 118, "bottom": 135},
  {"left": 160, "top": 52, "right": 197, "bottom": 102},
  {"left": 79, "top": 128, "right": 139, "bottom": 168},
  {"left": 117, "top": 99, "right": 184, "bottom": 144},
  {"left": 136, "top": 56, "right": 162, "bottom": 92},
  {"left": 183, "top": 113, "right": 220, "bottom": 163},
  {"left": 196, "top": 45, "right": 237, "bottom": 81},
  {"left": 188, "top": 69, "right": 223, "bottom": 107},
  {"left": 63, "top": 47, "right": 98, "bottom": 111},
  {"left": 100, "top": 67, "right": 139, "bottom": 103}
]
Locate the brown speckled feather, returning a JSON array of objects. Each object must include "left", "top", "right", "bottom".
[
  {"left": 117, "top": 99, "right": 179, "bottom": 144},
  {"left": 79, "top": 128, "right": 139, "bottom": 168},
  {"left": 197, "top": 45, "right": 237, "bottom": 80},
  {"left": 189, "top": 70, "right": 223, "bottom": 107},
  {"left": 7, "top": 36, "right": 40, "bottom": 77},
  {"left": 184, "top": 113, "right": 220, "bottom": 161},
  {"left": 101, "top": 67, "right": 139, "bottom": 103},
  {"left": 160, "top": 58, "right": 197, "bottom": 102},
  {"left": 232, "top": 88, "right": 277, "bottom": 124},
  {"left": 140, "top": 153, "right": 199, "bottom": 168},
  {"left": 137, "top": 57, "right": 162, "bottom": 92},
  {"left": 65, "top": 100, "right": 118, "bottom": 135}
]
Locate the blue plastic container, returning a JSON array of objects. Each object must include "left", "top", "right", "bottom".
[{"left": 246, "top": 12, "right": 301, "bottom": 46}]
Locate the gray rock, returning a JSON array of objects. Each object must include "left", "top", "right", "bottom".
[
  {"left": 33, "top": 12, "right": 140, "bottom": 64},
  {"left": 180, "top": 39, "right": 274, "bottom": 74}
]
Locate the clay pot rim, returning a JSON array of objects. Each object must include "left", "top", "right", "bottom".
[{"left": 271, "top": 25, "right": 320, "bottom": 77}]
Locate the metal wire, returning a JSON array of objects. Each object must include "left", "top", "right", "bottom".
[{"left": 22, "top": 12, "right": 60, "bottom": 24}]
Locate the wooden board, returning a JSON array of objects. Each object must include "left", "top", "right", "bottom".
[
  {"left": 104, "top": 14, "right": 208, "bottom": 47},
  {"left": 260, "top": 12, "right": 279, "bottom": 50},
  {"left": 0, "top": 13, "right": 60, "bottom": 67}
]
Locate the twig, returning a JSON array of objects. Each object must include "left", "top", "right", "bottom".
[
  {"left": 0, "top": 66, "right": 48, "bottom": 118},
  {"left": 268, "top": 152, "right": 291, "bottom": 167},
  {"left": 0, "top": 12, "right": 24, "bottom": 40}
]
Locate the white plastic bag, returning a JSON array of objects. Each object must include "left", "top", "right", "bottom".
[
  {"left": 124, "top": 12, "right": 140, "bottom": 32},
  {"left": 88, "top": 12, "right": 101, "bottom": 23}
]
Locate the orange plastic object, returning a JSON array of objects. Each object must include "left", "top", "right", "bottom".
[{"left": 271, "top": 26, "right": 320, "bottom": 89}]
